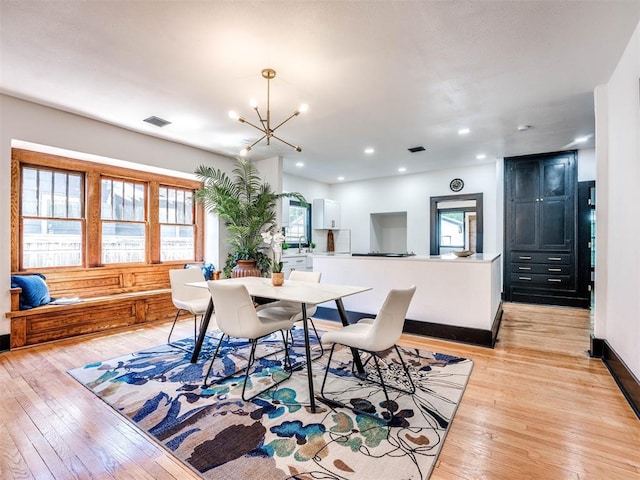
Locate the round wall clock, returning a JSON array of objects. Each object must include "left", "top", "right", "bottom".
[{"left": 449, "top": 178, "right": 464, "bottom": 192}]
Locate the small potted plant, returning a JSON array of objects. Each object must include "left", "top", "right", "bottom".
[
  {"left": 261, "top": 229, "right": 286, "bottom": 286},
  {"left": 309, "top": 241, "right": 316, "bottom": 253}
]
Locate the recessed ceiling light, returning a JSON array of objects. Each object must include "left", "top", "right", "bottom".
[
  {"left": 337, "top": 176, "right": 344, "bottom": 181},
  {"left": 458, "top": 128, "right": 470, "bottom": 135},
  {"left": 364, "top": 147, "right": 375, "bottom": 154},
  {"left": 295, "top": 161, "right": 304, "bottom": 167},
  {"left": 398, "top": 167, "right": 407, "bottom": 173},
  {"left": 575, "top": 136, "right": 589, "bottom": 143},
  {"left": 476, "top": 154, "right": 486, "bottom": 160}
]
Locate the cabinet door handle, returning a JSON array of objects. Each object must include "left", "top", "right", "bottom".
[
  {"left": 548, "top": 268, "right": 562, "bottom": 272},
  {"left": 518, "top": 256, "right": 532, "bottom": 260},
  {"left": 295, "top": 259, "right": 304, "bottom": 264},
  {"left": 518, "top": 267, "right": 531, "bottom": 270},
  {"left": 518, "top": 276, "right": 532, "bottom": 281},
  {"left": 548, "top": 278, "right": 562, "bottom": 283},
  {"left": 548, "top": 257, "right": 562, "bottom": 261}
]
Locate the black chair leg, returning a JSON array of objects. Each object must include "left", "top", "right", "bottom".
[
  {"left": 320, "top": 344, "right": 415, "bottom": 424},
  {"left": 167, "top": 309, "right": 182, "bottom": 345},
  {"left": 169, "top": 311, "right": 204, "bottom": 355},
  {"left": 202, "top": 333, "right": 227, "bottom": 387},
  {"left": 203, "top": 329, "right": 293, "bottom": 402},
  {"left": 241, "top": 330, "right": 293, "bottom": 402}
]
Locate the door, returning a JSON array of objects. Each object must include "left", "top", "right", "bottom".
[{"left": 507, "top": 154, "right": 574, "bottom": 251}]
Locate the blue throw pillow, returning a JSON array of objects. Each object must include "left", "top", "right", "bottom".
[
  {"left": 11, "top": 274, "right": 52, "bottom": 310},
  {"left": 184, "top": 263, "right": 215, "bottom": 281}
]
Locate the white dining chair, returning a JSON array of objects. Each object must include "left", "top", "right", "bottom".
[
  {"left": 319, "top": 285, "right": 417, "bottom": 423},
  {"left": 168, "top": 268, "right": 211, "bottom": 351},
  {"left": 255, "top": 270, "right": 324, "bottom": 357},
  {"left": 203, "top": 281, "right": 295, "bottom": 401}
]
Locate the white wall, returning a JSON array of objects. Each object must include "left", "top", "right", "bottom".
[
  {"left": 0, "top": 94, "right": 234, "bottom": 335},
  {"left": 283, "top": 172, "right": 331, "bottom": 246},
  {"left": 327, "top": 162, "right": 500, "bottom": 256},
  {"left": 578, "top": 147, "right": 596, "bottom": 181},
  {"left": 595, "top": 21, "right": 640, "bottom": 379}
]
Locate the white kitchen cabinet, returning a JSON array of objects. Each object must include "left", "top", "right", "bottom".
[
  {"left": 312, "top": 199, "right": 340, "bottom": 229},
  {"left": 282, "top": 254, "right": 312, "bottom": 277},
  {"left": 281, "top": 198, "right": 290, "bottom": 227}
]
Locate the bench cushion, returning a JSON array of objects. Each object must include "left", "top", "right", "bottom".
[{"left": 11, "top": 274, "right": 52, "bottom": 310}]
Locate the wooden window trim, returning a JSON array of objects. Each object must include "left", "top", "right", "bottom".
[{"left": 11, "top": 148, "right": 204, "bottom": 273}]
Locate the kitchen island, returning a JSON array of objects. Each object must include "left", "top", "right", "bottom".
[{"left": 311, "top": 253, "right": 502, "bottom": 346}]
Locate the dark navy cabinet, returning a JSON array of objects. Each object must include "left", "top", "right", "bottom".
[{"left": 504, "top": 151, "right": 588, "bottom": 308}]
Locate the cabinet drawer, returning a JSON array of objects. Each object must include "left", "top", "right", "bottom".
[
  {"left": 282, "top": 257, "right": 307, "bottom": 268},
  {"left": 511, "top": 273, "right": 572, "bottom": 287},
  {"left": 510, "top": 252, "right": 570, "bottom": 264},
  {"left": 511, "top": 264, "right": 571, "bottom": 275}
]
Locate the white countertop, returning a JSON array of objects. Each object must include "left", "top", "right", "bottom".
[{"left": 311, "top": 253, "right": 501, "bottom": 263}]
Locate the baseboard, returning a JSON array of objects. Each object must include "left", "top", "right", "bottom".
[
  {"left": 592, "top": 336, "right": 640, "bottom": 419},
  {"left": 314, "top": 303, "right": 503, "bottom": 348},
  {"left": 589, "top": 334, "right": 604, "bottom": 358},
  {"left": 0, "top": 334, "right": 10, "bottom": 352}
]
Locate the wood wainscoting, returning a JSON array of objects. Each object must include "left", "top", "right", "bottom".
[{"left": 6, "top": 264, "right": 186, "bottom": 349}]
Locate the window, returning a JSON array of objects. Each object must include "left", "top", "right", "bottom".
[
  {"left": 159, "top": 186, "right": 195, "bottom": 261},
  {"left": 21, "top": 166, "right": 84, "bottom": 268},
  {"left": 101, "top": 178, "right": 147, "bottom": 263},
  {"left": 285, "top": 200, "right": 311, "bottom": 248},
  {"left": 438, "top": 210, "right": 474, "bottom": 249},
  {"left": 12, "top": 148, "right": 204, "bottom": 272},
  {"left": 429, "top": 193, "right": 483, "bottom": 255}
]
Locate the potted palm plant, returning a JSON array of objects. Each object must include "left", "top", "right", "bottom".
[{"left": 195, "top": 158, "right": 305, "bottom": 278}]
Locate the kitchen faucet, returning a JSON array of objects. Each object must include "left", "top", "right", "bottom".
[{"left": 298, "top": 235, "right": 307, "bottom": 253}]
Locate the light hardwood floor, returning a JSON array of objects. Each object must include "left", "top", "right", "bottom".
[{"left": 0, "top": 303, "right": 638, "bottom": 479}]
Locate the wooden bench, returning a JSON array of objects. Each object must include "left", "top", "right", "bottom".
[{"left": 6, "top": 264, "right": 188, "bottom": 349}]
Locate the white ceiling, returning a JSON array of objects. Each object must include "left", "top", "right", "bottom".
[{"left": 2, "top": 1, "right": 639, "bottom": 184}]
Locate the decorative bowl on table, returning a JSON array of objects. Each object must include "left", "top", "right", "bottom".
[{"left": 453, "top": 250, "right": 474, "bottom": 257}]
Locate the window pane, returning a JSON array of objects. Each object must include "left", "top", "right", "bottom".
[
  {"left": 124, "top": 182, "right": 134, "bottom": 220},
  {"left": 167, "top": 188, "right": 176, "bottom": 223},
  {"left": 53, "top": 171, "right": 68, "bottom": 217},
  {"left": 22, "top": 168, "right": 38, "bottom": 216},
  {"left": 22, "top": 219, "right": 82, "bottom": 267},
  {"left": 101, "top": 179, "right": 113, "bottom": 220},
  {"left": 24, "top": 169, "right": 84, "bottom": 220},
  {"left": 134, "top": 184, "right": 145, "bottom": 221},
  {"left": 102, "top": 222, "right": 146, "bottom": 263},
  {"left": 68, "top": 174, "right": 82, "bottom": 218},
  {"left": 102, "top": 179, "right": 145, "bottom": 222},
  {"left": 176, "top": 190, "right": 185, "bottom": 224},
  {"left": 184, "top": 191, "right": 193, "bottom": 224},
  {"left": 39, "top": 170, "right": 53, "bottom": 217},
  {"left": 440, "top": 211, "right": 465, "bottom": 248},
  {"left": 159, "top": 187, "right": 168, "bottom": 223},
  {"left": 160, "top": 225, "right": 194, "bottom": 261}
]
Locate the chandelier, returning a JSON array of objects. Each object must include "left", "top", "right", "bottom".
[{"left": 228, "top": 68, "right": 308, "bottom": 157}]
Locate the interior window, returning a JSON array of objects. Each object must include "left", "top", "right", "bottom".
[{"left": 430, "top": 193, "right": 483, "bottom": 255}]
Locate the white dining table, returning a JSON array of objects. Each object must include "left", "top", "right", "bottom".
[{"left": 188, "top": 276, "right": 371, "bottom": 412}]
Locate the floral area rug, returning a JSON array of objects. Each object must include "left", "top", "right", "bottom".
[{"left": 68, "top": 327, "right": 473, "bottom": 480}]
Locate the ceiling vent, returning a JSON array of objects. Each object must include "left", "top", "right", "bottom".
[
  {"left": 408, "top": 146, "right": 425, "bottom": 153},
  {"left": 143, "top": 116, "right": 171, "bottom": 127}
]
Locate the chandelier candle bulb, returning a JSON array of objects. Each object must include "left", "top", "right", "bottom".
[{"left": 229, "top": 68, "right": 307, "bottom": 155}]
